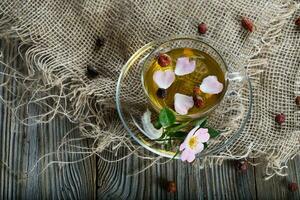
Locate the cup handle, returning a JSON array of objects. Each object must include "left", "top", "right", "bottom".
[{"left": 226, "top": 71, "right": 246, "bottom": 82}]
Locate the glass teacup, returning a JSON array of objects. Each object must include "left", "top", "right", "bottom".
[
  {"left": 116, "top": 35, "right": 252, "bottom": 158},
  {"left": 141, "top": 36, "right": 246, "bottom": 120}
]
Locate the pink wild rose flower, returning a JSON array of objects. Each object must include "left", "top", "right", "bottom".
[{"left": 179, "top": 126, "right": 210, "bottom": 162}]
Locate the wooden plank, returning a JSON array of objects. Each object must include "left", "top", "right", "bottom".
[
  {"left": 0, "top": 38, "right": 96, "bottom": 199},
  {"left": 97, "top": 148, "right": 257, "bottom": 199},
  {"left": 255, "top": 157, "right": 300, "bottom": 200}
]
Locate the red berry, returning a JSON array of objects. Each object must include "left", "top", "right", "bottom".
[
  {"left": 198, "top": 23, "right": 207, "bottom": 34},
  {"left": 166, "top": 181, "right": 177, "bottom": 193},
  {"left": 241, "top": 17, "right": 254, "bottom": 32},
  {"left": 193, "top": 95, "right": 204, "bottom": 108},
  {"left": 193, "top": 86, "right": 201, "bottom": 96},
  {"left": 156, "top": 88, "right": 167, "bottom": 99},
  {"left": 157, "top": 53, "right": 171, "bottom": 67},
  {"left": 86, "top": 65, "right": 99, "bottom": 78},
  {"left": 295, "top": 17, "right": 300, "bottom": 27},
  {"left": 275, "top": 113, "right": 285, "bottom": 125},
  {"left": 288, "top": 182, "right": 298, "bottom": 192},
  {"left": 234, "top": 160, "right": 248, "bottom": 172},
  {"left": 295, "top": 96, "right": 300, "bottom": 106}
]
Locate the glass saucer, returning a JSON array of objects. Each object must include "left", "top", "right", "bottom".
[{"left": 116, "top": 35, "right": 252, "bottom": 159}]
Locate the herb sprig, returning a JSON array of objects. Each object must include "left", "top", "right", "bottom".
[{"left": 156, "top": 107, "right": 220, "bottom": 140}]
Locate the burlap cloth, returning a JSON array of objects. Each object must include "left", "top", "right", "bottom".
[{"left": 0, "top": 0, "right": 299, "bottom": 179}]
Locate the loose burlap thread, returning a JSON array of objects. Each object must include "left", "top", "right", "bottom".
[{"left": 0, "top": 0, "right": 299, "bottom": 179}]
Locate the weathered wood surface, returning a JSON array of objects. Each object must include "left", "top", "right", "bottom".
[
  {"left": 0, "top": 39, "right": 299, "bottom": 199},
  {"left": 0, "top": 39, "right": 96, "bottom": 199}
]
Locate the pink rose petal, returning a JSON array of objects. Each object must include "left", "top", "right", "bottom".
[
  {"left": 194, "top": 128, "right": 210, "bottom": 143},
  {"left": 180, "top": 149, "right": 196, "bottom": 162},
  {"left": 183, "top": 135, "right": 205, "bottom": 154},
  {"left": 192, "top": 142, "right": 204, "bottom": 154},
  {"left": 180, "top": 126, "right": 198, "bottom": 151},
  {"left": 179, "top": 142, "right": 186, "bottom": 151},
  {"left": 188, "top": 126, "right": 199, "bottom": 137},
  {"left": 153, "top": 70, "right": 175, "bottom": 89},
  {"left": 175, "top": 57, "right": 196, "bottom": 76},
  {"left": 174, "top": 93, "right": 194, "bottom": 115},
  {"left": 200, "top": 75, "right": 223, "bottom": 94}
]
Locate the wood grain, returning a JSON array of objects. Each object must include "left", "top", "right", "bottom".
[
  {"left": 0, "top": 38, "right": 96, "bottom": 199},
  {"left": 97, "top": 149, "right": 300, "bottom": 199},
  {"left": 97, "top": 149, "right": 257, "bottom": 200},
  {"left": 255, "top": 157, "right": 300, "bottom": 200}
]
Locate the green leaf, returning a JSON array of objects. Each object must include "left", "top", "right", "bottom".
[
  {"left": 165, "top": 121, "right": 191, "bottom": 134},
  {"left": 207, "top": 127, "right": 220, "bottom": 138},
  {"left": 159, "top": 107, "right": 176, "bottom": 127},
  {"left": 193, "top": 117, "right": 208, "bottom": 127},
  {"left": 164, "top": 123, "right": 180, "bottom": 130},
  {"left": 203, "top": 142, "right": 208, "bottom": 148},
  {"left": 154, "top": 120, "right": 162, "bottom": 129},
  {"left": 168, "top": 131, "right": 187, "bottom": 138}
]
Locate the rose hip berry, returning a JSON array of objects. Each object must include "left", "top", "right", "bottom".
[
  {"left": 295, "top": 96, "right": 300, "bottom": 106},
  {"left": 95, "top": 36, "right": 105, "bottom": 50},
  {"left": 295, "top": 17, "right": 300, "bottom": 27},
  {"left": 166, "top": 181, "right": 177, "bottom": 193},
  {"left": 156, "top": 88, "right": 167, "bottom": 99},
  {"left": 241, "top": 17, "right": 254, "bottom": 32},
  {"left": 235, "top": 160, "right": 248, "bottom": 172},
  {"left": 275, "top": 113, "right": 285, "bottom": 125},
  {"left": 193, "top": 95, "right": 204, "bottom": 108},
  {"left": 86, "top": 65, "right": 99, "bottom": 78},
  {"left": 193, "top": 86, "right": 201, "bottom": 96},
  {"left": 288, "top": 182, "right": 298, "bottom": 192},
  {"left": 198, "top": 22, "right": 207, "bottom": 34},
  {"left": 157, "top": 53, "right": 171, "bottom": 67}
]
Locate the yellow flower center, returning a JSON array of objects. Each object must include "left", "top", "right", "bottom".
[{"left": 188, "top": 136, "right": 198, "bottom": 149}]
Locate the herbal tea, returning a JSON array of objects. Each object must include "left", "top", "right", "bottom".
[{"left": 143, "top": 48, "right": 226, "bottom": 116}]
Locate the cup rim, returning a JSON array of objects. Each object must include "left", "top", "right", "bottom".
[{"left": 141, "top": 35, "right": 229, "bottom": 119}]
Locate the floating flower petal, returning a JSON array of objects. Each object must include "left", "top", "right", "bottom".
[
  {"left": 199, "top": 75, "right": 223, "bottom": 94},
  {"left": 174, "top": 93, "right": 194, "bottom": 115},
  {"left": 153, "top": 70, "right": 175, "bottom": 89},
  {"left": 175, "top": 57, "right": 196, "bottom": 76}
]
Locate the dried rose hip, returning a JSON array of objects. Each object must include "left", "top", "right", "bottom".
[
  {"left": 156, "top": 88, "right": 167, "bottom": 99},
  {"left": 166, "top": 181, "right": 177, "bottom": 193},
  {"left": 95, "top": 36, "right": 105, "bottom": 50},
  {"left": 288, "top": 182, "right": 298, "bottom": 192},
  {"left": 193, "top": 95, "right": 204, "bottom": 108},
  {"left": 157, "top": 53, "right": 171, "bottom": 67},
  {"left": 235, "top": 160, "right": 248, "bottom": 172},
  {"left": 295, "top": 17, "right": 300, "bottom": 27},
  {"left": 275, "top": 113, "right": 285, "bottom": 125},
  {"left": 241, "top": 17, "right": 254, "bottom": 32},
  {"left": 86, "top": 65, "right": 99, "bottom": 78},
  {"left": 198, "top": 22, "right": 207, "bottom": 34},
  {"left": 193, "top": 86, "right": 201, "bottom": 96},
  {"left": 295, "top": 96, "right": 300, "bottom": 106}
]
